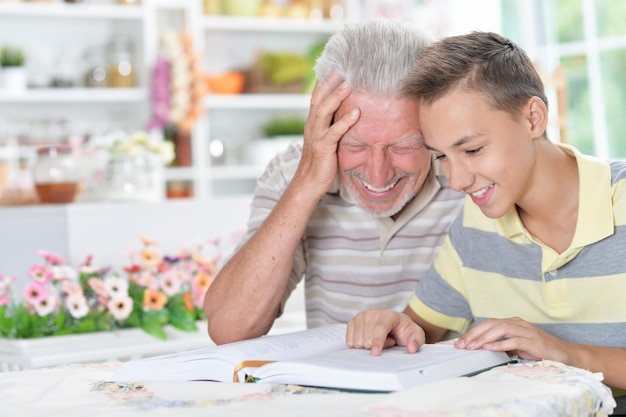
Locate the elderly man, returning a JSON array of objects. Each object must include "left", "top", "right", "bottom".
[{"left": 204, "top": 19, "right": 463, "bottom": 344}]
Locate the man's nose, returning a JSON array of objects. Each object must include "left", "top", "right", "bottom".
[{"left": 366, "top": 147, "right": 395, "bottom": 187}]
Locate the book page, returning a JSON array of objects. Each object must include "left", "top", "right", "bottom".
[
  {"left": 253, "top": 344, "right": 512, "bottom": 392},
  {"left": 112, "top": 323, "right": 348, "bottom": 382}
]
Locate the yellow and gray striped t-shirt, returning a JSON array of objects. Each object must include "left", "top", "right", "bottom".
[{"left": 411, "top": 144, "right": 626, "bottom": 348}]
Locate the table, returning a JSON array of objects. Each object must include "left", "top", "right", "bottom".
[{"left": 0, "top": 359, "right": 616, "bottom": 417}]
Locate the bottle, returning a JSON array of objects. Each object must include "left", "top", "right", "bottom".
[
  {"left": 33, "top": 145, "right": 80, "bottom": 204},
  {"left": 84, "top": 46, "right": 108, "bottom": 88}
]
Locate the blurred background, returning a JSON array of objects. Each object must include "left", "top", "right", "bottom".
[{"left": 0, "top": 0, "right": 624, "bottom": 207}]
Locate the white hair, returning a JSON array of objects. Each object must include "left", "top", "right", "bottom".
[{"left": 314, "top": 19, "right": 433, "bottom": 97}]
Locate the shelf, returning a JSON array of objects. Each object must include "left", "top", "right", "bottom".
[
  {"left": 209, "top": 164, "right": 262, "bottom": 180},
  {"left": 202, "top": 15, "right": 343, "bottom": 33},
  {"left": 164, "top": 166, "right": 195, "bottom": 181},
  {"left": 0, "top": 2, "right": 143, "bottom": 19},
  {"left": 0, "top": 88, "right": 148, "bottom": 104},
  {"left": 165, "top": 164, "right": 262, "bottom": 181},
  {"left": 204, "top": 94, "right": 311, "bottom": 110}
]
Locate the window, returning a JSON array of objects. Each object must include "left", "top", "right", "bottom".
[{"left": 531, "top": 0, "right": 626, "bottom": 159}]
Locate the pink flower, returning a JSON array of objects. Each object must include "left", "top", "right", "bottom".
[
  {"left": 80, "top": 254, "right": 93, "bottom": 267},
  {"left": 88, "top": 278, "right": 109, "bottom": 306},
  {"left": 107, "top": 295, "right": 133, "bottom": 320},
  {"left": 191, "top": 286, "right": 206, "bottom": 309},
  {"left": 28, "top": 264, "right": 53, "bottom": 284},
  {"left": 88, "top": 278, "right": 108, "bottom": 298},
  {"left": 37, "top": 250, "right": 67, "bottom": 265},
  {"left": 159, "top": 270, "right": 182, "bottom": 296},
  {"left": 0, "top": 289, "right": 11, "bottom": 306},
  {"left": 61, "top": 280, "right": 83, "bottom": 297},
  {"left": 23, "top": 282, "right": 48, "bottom": 304},
  {"left": 65, "top": 294, "right": 89, "bottom": 319},
  {"left": 137, "top": 271, "right": 159, "bottom": 291},
  {"left": 175, "top": 268, "right": 192, "bottom": 283}
]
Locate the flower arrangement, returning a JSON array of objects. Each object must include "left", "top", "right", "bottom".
[
  {"left": 107, "top": 131, "right": 175, "bottom": 166},
  {"left": 0, "top": 237, "right": 220, "bottom": 340}
]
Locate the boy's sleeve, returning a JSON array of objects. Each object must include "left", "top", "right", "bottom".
[{"left": 408, "top": 218, "right": 473, "bottom": 334}]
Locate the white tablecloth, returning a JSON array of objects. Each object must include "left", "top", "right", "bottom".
[{"left": 0, "top": 359, "right": 615, "bottom": 417}]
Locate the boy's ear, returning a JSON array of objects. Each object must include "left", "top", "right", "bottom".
[{"left": 527, "top": 96, "right": 548, "bottom": 138}]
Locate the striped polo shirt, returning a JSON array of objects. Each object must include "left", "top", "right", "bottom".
[
  {"left": 235, "top": 142, "right": 464, "bottom": 328},
  {"left": 410, "top": 143, "right": 626, "bottom": 348}
]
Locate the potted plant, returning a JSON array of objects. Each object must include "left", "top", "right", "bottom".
[
  {"left": 246, "top": 116, "right": 305, "bottom": 168},
  {"left": 1, "top": 45, "right": 27, "bottom": 92}
]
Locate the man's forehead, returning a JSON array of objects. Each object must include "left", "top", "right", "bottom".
[{"left": 341, "top": 132, "right": 423, "bottom": 144}]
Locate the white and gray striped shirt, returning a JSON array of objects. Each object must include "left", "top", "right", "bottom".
[{"left": 235, "top": 142, "right": 464, "bottom": 328}]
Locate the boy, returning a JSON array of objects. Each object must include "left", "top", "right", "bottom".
[{"left": 346, "top": 31, "right": 626, "bottom": 398}]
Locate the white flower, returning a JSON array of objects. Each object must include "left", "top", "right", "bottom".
[
  {"left": 79, "top": 265, "right": 99, "bottom": 275},
  {"left": 103, "top": 275, "right": 129, "bottom": 297},
  {"left": 34, "top": 289, "right": 59, "bottom": 317},
  {"left": 107, "top": 131, "right": 175, "bottom": 165},
  {"left": 51, "top": 265, "right": 78, "bottom": 281},
  {"left": 107, "top": 295, "right": 134, "bottom": 321},
  {"left": 65, "top": 294, "right": 89, "bottom": 319}
]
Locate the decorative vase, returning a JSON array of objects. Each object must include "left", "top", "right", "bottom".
[
  {"left": 0, "top": 322, "right": 211, "bottom": 372},
  {"left": 1, "top": 66, "right": 27, "bottom": 93},
  {"left": 246, "top": 136, "right": 301, "bottom": 168},
  {"left": 106, "top": 152, "right": 164, "bottom": 202}
]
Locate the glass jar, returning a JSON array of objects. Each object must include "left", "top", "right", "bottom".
[
  {"left": 107, "top": 35, "right": 135, "bottom": 88},
  {"left": 33, "top": 145, "right": 80, "bottom": 204},
  {"left": 84, "top": 46, "right": 108, "bottom": 88},
  {"left": 106, "top": 153, "right": 161, "bottom": 202}
]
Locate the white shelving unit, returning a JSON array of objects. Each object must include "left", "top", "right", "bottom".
[
  {"left": 0, "top": 87, "right": 147, "bottom": 103},
  {"left": 190, "top": 11, "right": 342, "bottom": 198},
  {"left": 0, "top": 0, "right": 343, "bottom": 201},
  {"left": 0, "top": 1, "right": 152, "bottom": 119}
]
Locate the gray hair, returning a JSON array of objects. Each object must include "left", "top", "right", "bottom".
[{"left": 314, "top": 19, "right": 433, "bottom": 97}]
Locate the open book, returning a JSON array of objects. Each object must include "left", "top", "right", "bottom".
[{"left": 112, "top": 324, "right": 514, "bottom": 392}]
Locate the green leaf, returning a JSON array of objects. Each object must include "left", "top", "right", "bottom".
[
  {"left": 75, "top": 318, "right": 97, "bottom": 334},
  {"left": 122, "top": 310, "right": 142, "bottom": 328},
  {"left": 141, "top": 319, "right": 167, "bottom": 340},
  {"left": 143, "top": 308, "right": 170, "bottom": 326},
  {"left": 94, "top": 311, "right": 114, "bottom": 331},
  {"left": 0, "top": 305, "right": 14, "bottom": 337},
  {"left": 170, "top": 307, "right": 197, "bottom": 332},
  {"left": 54, "top": 310, "right": 67, "bottom": 330}
]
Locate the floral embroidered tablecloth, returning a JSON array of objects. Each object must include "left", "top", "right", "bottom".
[{"left": 0, "top": 359, "right": 616, "bottom": 417}]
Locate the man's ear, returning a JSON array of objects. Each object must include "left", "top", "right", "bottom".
[{"left": 527, "top": 96, "right": 548, "bottom": 138}]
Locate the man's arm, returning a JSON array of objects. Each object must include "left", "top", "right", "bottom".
[{"left": 204, "top": 73, "right": 360, "bottom": 344}]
